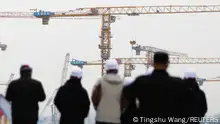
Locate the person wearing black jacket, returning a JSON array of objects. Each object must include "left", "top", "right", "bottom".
[
  {"left": 121, "top": 77, "right": 137, "bottom": 124},
  {"left": 125, "top": 52, "right": 191, "bottom": 123},
  {"left": 54, "top": 66, "right": 90, "bottom": 124},
  {"left": 5, "top": 65, "right": 46, "bottom": 124},
  {"left": 183, "top": 69, "right": 207, "bottom": 122}
]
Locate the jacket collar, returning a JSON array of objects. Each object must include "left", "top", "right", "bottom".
[{"left": 151, "top": 69, "right": 169, "bottom": 76}]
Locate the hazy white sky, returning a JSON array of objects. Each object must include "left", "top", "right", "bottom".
[{"left": 1, "top": 0, "right": 220, "bottom": 117}]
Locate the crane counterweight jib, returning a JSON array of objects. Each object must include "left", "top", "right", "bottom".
[
  {"left": 70, "top": 60, "right": 87, "bottom": 65},
  {"left": 33, "top": 10, "right": 55, "bottom": 17}
]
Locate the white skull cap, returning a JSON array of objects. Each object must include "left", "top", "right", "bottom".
[
  {"left": 105, "top": 59, "right": 119, "bottom": 71},
  {"left": 124, "top": 77, "right": 135, "bottom": 86},
  {"left": 71, "top": 66, "right": 82, "bottom": 79},
  {"left": 145, "top": 66, "right": 154, "bottom": 75},
  {"left": 184, "top": 68, "right": 196, "bottom": 79}
]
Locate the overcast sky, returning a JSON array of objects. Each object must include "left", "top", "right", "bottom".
[{"left": 1, "top": 0, "right": 220, "bottom": 118}]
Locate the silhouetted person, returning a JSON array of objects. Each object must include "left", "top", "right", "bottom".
[
  {"left": 5, "top": 64, "right": 46, "bottom": 124},
  {"left": 125, "top": 52, "right": 190, "bottom": 123},
  {"left": 121, "top": 77, "right": 137, "bottom": 124},
  {"left": 183, "top": 68, "right": 207, "bottom": 122},
  {"left": 92, "top": 59, "right": 124, "bottom": 124},
  {"left": 54, "top": 66, "right": 90, "bottom": 124}
]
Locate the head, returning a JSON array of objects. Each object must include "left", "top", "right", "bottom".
[
  {"left": 145, "top": 66, "right": 154, "bottom": 75},
  {"left": 20, "top": 65, "right": 32, "bottom": 78},
  {"left": 184, "top": 68, "right": 197, "bottom": 80},
  {"left": 105, "top": 59, "right": 119, "bottom": 74},
  {"left": 124, "top": 77, "right": 134, "bottom": 86},
  {"left": 153, "top": 52, "right": 169, "bottom": 70},
  {"left": 70, "top": 66, "right": 82, "bottom": 80}
]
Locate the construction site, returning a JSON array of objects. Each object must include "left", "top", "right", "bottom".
[{"left": 1, "top": 2, "right": 220, "bottom": 124}]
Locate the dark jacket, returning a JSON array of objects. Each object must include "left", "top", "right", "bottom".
[
  {"left": 125, "top": 70, "right": 191, "bottom": 121},
  {"left": 5, "top": 77, "right": 46, "bottom": 124},
  {"left": 121, "top": 84, "right": 138, "bottom": 124},
  {"left": 54, "top": 78, "right": 90, "bottom": 124},
  {"left": 184, "top": 79, "right": 207, "bottom": 118}
]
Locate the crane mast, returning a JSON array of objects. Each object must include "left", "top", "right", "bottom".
[
  {"left": 52, "top": 53, "right": 70, "bottom": 123},
  {"left": 60, "top": 53, "right": 70, "bottom": 85},
  {"left": 40, "top": 53, "right": 70, "bottom": 124}
]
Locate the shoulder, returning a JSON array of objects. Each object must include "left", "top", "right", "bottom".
[
  {"left": 94, "top": 78, "right": 102, "bottom": 87},
  {"left": 135, "top": 75, "right": 150, "bottom": 81},
  {"left": 8, "top": 79, "right": 20, "bottom": 87},
  {"left": 9, "top": 79, "right": 19, "bottom": 84},
  {"left": 31, "top": 79, "right": 41, "bottom": 83},
  {"left": 30, "top": 79, "right": 43, "bottom": 85},
  {"left": 29, "top": 79, "right": 44, "bottom": 88},
  {"left": 133, "top": 75, "right": 152, "bottom": 85},
  {"left": 81, "top": 87, "right": 89, "bottom": 94},
  {"left": 170, "top": 76, "right": 183, "bottom": 83},
  {"left": 170, "top": 76, "right": 189, "bottom": 91},
  {"left": 127, "top": 75, "right": 150, "bottom": 88},
  {"left": 58, "top": 85, "right": 65, "bottom": 91},
  {"left": 56, "top": 86, "right": 66, "bottom": 96}
]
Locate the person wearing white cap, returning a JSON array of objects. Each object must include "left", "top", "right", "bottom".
[
  {"left": 54, "top": 66, "right": 90, "bottom": 124},
  {"left": 183, "top": 68, "right": 207, "bottom": 119},
  {"left": 92, "top": 59, "right": 124, "bottom": 124},
  {"left": 184, "top": 68, "right": 197, "bottom": 79}
]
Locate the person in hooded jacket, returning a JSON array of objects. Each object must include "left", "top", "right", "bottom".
[
  {"left": 5, "top": 64, "right": 46, "bottom": 124},
  {"left": 54, "top": 66, "right": 90, "bottom": 124},
  {"left": 183, "top": 68, "right": 207, "bottom": 121},
  {"left": 120, "top": 77, "right": 137, "bottom": 124},
  {"left": 92, "top": 59, "right": 125, "bottom": 124}
]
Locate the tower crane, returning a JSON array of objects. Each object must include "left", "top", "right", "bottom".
[
  {"left": 70, "top": 57, "right": 220, "bottom": 77},
  {"left": 1, "top": 5, "right": 220, "bottom": 75},
  {"left": 129, "top": 41, "right": 188, "bottom": 76},
  {"left": 130, "top": 41, "right": 188, "bottom": 57}
]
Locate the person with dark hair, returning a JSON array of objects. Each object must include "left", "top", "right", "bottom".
[
  {"left": 54, "top": 66, "right": 90, "bottom": 124},
  {"left": 125, "top": 52, "right": 190, "bottom": 121},
  {"left": 183, "top": 68, "right": 207, "bottom": 122},
  {"left": 92, "top": 59, "right": 124, "bottom": 124},
  {"left": 5, "top": 64, "right": 46, "bottom": 124}
]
